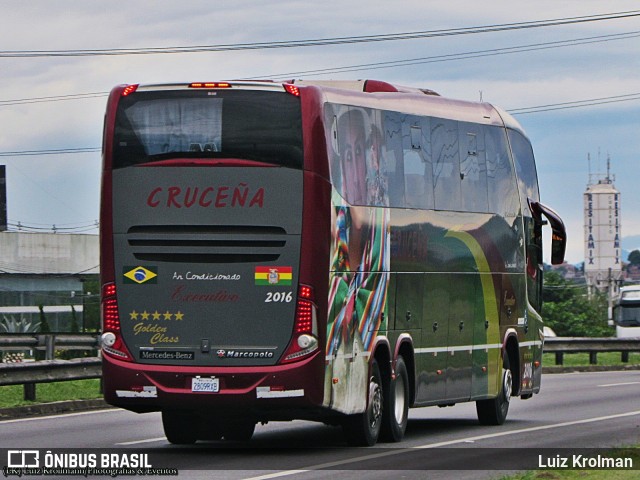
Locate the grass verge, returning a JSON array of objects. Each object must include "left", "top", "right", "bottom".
[
  {"left": 0, "top": 379, "right": 102, "bottom": 409},
  {"left": 543, "top": 352, "right": 640, "bottom": 367}
]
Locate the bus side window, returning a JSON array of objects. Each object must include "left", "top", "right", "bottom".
[
  {"left": 327, "top": 113, "right": 343, "bottom": 194},
  {"left": 383, "top": 111, "right": 406, "bottom": 208},
  {"left": 365, "top": 109, "right": 389, "bottom": 207},
  {"left": 485, "top": 126, "right": 518, "bottom": 216},
  {"left": 402, "top": 119, "right": 433, "bottom": 209},
  {"left": 459, "top": 122, "right": 488, "bottom": 212},
  {"left": 509, "top": 129, "right": 542, "bottom": 310},
  {"left": 509, "top": 129, "right": 540, "bottom": 207},
  {"left": 432, "top": 118, "right": 461, "bottom": 211},
  {"left": 335, "top": 107, "right": 369, "bottom": 205},
  {"left": 613, "top": 305, "right": 620, "bottom": 325}
]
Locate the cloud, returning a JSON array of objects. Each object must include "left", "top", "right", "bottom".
[{"left": 0, "top": 0, "right": 639, "bottom": 265}]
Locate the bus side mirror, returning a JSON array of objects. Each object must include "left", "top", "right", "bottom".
[{"left": 529, "top": 200, "right": 567, "bottom": 265}]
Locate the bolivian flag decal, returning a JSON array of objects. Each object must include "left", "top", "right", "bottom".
[
  {"left": 123, "top": 266, "right": 158, "bottom": 284},
  {"left": 255, "top": 266, "right": 292, "bottom": 286}
]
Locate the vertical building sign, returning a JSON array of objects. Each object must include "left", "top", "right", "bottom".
[
  {"left": 586, "top": 192, "right": 594, "bottom": 265},
  {"left": 0, "top": 165, "right": 6, "bottom": 231},
  {"left": 614, "top": 193, "right": 620, "bottom": 264},
  {"left": 584, "top": 173, "right": 622, "bottom": 293}
]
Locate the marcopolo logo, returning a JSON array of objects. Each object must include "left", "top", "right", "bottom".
[
  {"left": 7, "top": 450, "right": 39, "bottom": 468},
  {"left": 217, "top": 348, "right": 275, "bottom": 359},
  {"left": 123, "top": 266, "right": 158, "bottom": 285}
]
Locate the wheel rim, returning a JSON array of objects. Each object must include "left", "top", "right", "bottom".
[
  {"left": 502, "top": 368, "right": 513, "bottom": 403},
  {"left": 393, "top": 375, "right": 406, "bottom": 424},
  {"left": 368, "top": 378, "right": 382, "bottom": 429}
]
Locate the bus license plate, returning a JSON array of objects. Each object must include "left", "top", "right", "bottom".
[{"left": 191, "top": 377, "right": 219, "bottom": 393}]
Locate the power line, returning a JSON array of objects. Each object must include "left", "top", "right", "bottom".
[
  {"left": 1, "top": 10, "right": 639, "bottom": 58},
  {"left": 0, "top": 147, "right": 100, "bottom": 157},
  {"left": 0, "top": 92, "right": 108, "bottom": 106},
  {"left": 255, "top": 30, "right": 640, "bottom": 79},
  {"left": 1, "top": 30, "right": 638, "bottom": 107},
  {"left": 508, "top": 93, "right": 640, "bottom": 115}
]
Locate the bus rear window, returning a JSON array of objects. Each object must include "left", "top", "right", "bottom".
[{"left": 113, "top": 90, "right": 303, "bottom": 169}]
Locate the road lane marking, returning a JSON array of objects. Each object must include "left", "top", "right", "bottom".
[
  {"left": 243, "top": 410, "right": 640, "bottom": 480},
  {"left": 0, "top": 408, "right": 119, "bottom": 424},
  {"left": 117, "top": 437, "right": 166, "bottom": 445},
  {"left": 598, "top": 381, "right": 640, "bottom": 387}
]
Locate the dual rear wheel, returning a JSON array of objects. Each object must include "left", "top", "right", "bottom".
[{"left": 342, "top": 356, "right": 410, "bottom": 446}]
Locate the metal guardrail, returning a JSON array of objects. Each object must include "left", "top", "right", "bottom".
[
  {"left": 0, "top": 357, "right": 101, "bottom": 385},
  {"left": 0, "top": 333, "right": 99, "bottom": 360},
  {"left": 544, "top": 336, "right": 640, "bottom": 365},
  {"left": 0, "top": 334, "right": 101, "bottom": 401},
  {"left": 0, "top": 335, "right": 639, "bottom": 401}
]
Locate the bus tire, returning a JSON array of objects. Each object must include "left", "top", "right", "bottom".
[
  {"left": 342, "top": 359, "right": 383, "bottom": 446},
  {"left": 222, "top": 420, "right": 256, "bottom": 442},
  {"left": 380, "top": 355, "right": 409, "bottom": 442},
  {"left": 476, "top": 355, "right": 512, "bottom": 426},
  {"left": 162, "top": 410, "right": 198, "bottom": 444},
  {"left": 199, "top": 418, "right": 224, "bottom": 441}
]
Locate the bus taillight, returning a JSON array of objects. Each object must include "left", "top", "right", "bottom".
[
  {"left": 189, "top": 82, "right": 231, "bottom": 89},
  {"left": 283, "top": 84, "right": 300, "bottom": 97},
  {"left": 121, "top": 84, "right": 138, "bottom": 96},
  {"left": 281, "top": 284, "right": 319, "bottom": 363},
  {"left": 102, "top": 283, "right": 119, "bottom": 331},
  {"left": 100, "top": 283, "right": 132, "bottom": 361}
]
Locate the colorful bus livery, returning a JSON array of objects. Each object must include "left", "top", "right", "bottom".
[{"left": 100, "top": 80, "right": 566, "bottom": 446}]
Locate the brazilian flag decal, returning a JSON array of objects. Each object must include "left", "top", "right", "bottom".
[{"left": 123, "top": 266, "right": 158, "bottom": 284}]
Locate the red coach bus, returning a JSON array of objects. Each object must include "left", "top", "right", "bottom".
[{"left": 100, "top": 80, "right": 566, "bottom": 445}]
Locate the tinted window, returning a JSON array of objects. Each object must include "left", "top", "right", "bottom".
[
  {"left": 325, "top": 103, "right": 524, "bottom": 216},
  {"left": 326, "top": 104, "right": 391, "bottom": 206},
  {"left": 508, "top": 129, "right": 540, "bottom": 208},
  {"left": 113, "top": 90, "right": 303, "bottom": 169},
  {"left": 402, "top": 117, "right": 434, "bottom": 209},
  {"left": 618, "top": 305, "right": 640, "bottom": 326},
  {"left": 459, "top": 122, "right": 488, "bottom": 212},
  {"left": 509, "top": 129, "right": 542, "bottom": 309},
  {"left": 485, "top": 125, "right": 518, "bottom": 215},
  {"left": 382, "top": 111, "right": 406, "bottom": 208},
  {"left": 432, "top": 118, "right": 461, "bottom": 211}
]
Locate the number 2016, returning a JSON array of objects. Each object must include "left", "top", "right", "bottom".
[{"left": 265, "top": 291, "right": 293, "bottom": 303}]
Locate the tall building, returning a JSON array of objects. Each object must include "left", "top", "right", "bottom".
[
  {"left": 0, "top": 165, "right": 6, "bottom": 231},
  {"left": 584, "top": 155, "right": 622, "bottom": 295}
]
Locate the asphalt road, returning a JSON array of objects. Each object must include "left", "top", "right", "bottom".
[{"left": 2, "top": 370, "right": 639, "bottom": 479}]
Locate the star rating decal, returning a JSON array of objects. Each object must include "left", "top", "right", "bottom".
[{"left": 128, "top": 310, "right": 185, "bottom": 321}]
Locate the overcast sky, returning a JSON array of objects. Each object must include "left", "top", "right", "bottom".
[{"left": 0, "top": 0, "right": 639, "bottom": 264}]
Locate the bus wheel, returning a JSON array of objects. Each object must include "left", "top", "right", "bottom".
[
  {"left": 222, "top": 420, "right": 256, "bottom": 442},
  {"left": 476, "top": 355, "right": 512, "bottom": 425},
  {"left": 199, "top": 418, "right": 224, "bottom": 441},
  {"left": 380, "top": 355, "right": 409, "bottom": 442},
  {"left": 342, "top": 359, "right": 383, "bottom": 446},
  {"left": 162, "top": 410, "right": 198, "bottom": 444}
]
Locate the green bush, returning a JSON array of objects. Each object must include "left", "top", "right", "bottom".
[{"left": 543, "top": 271, "right": 612, "bottom": 337}]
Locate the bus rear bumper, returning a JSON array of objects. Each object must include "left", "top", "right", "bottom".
[{"left": 102, "top": 351, "right": 326, "bottom": 419}]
